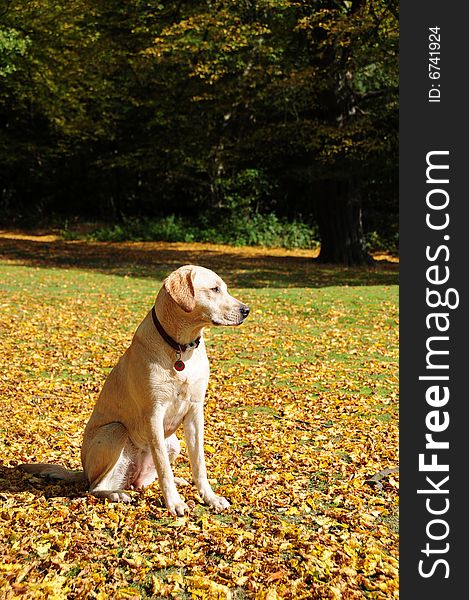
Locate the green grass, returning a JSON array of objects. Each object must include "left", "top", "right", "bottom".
[
  {"left": 0, "top": 233, "right": 398, "bottom": 288},
  {"left": 0, "top": 261, "right": 398, "bottom": 397},
  {"left": 0, "top": 244, "right": 399, "bottom": 598}
]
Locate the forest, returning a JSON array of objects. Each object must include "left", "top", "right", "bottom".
[{"left": 0, "top": 0, "right": 398, "bottom": 264}]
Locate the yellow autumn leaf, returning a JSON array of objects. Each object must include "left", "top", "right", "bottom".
[
  {"left": 1, "top": 234, "right": 398, "bottom": 599},
  {"left": 186, "top": 575, "right": 233, "bottom": 599},
  {"left": 36, "top": 542, "right": 51, "bottom": 558}
]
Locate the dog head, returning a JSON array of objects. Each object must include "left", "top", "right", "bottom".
[{"left": 162, "top": 265, "right": 249, "bottom": 326}]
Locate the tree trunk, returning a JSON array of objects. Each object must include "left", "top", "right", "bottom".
[{"left": 316, "top": 180, "right": 374, "bottom": 266}]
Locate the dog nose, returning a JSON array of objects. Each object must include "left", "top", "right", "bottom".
[{"left": 240, "top": 305, "right": 250, "bottom": 318}]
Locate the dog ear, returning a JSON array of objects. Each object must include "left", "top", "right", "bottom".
[{"left": 164, "top": 268, "right": 196, "bottom": 312}]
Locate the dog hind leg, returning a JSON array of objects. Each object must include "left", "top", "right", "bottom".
[{"left": 82, "top": 422, "right": 135, "bottom": 503}]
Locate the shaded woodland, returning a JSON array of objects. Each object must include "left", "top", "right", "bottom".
[{"left": 0, "top": 1, "right": 398, "bottom": 263}]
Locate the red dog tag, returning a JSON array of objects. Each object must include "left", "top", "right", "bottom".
[{"left": 174, "top": 359, "right": 185, "bottom": 371}]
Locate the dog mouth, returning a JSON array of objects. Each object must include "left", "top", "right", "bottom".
[
  {"left": 212, "top": 304, "right": 250, "bottom": 326},
  {"left": 211, "top": 318, "right": 244, "bottom": 326}
]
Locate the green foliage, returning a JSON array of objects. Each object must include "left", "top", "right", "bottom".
[
  {"left": 90, "top": 216, "right": 196, "bottom": 244},
  {"left": 71, "top": 213, "right": 319, "bottom": 249},
  {"left": 364, "top": 229, "right": 399, "bottom": 254},
  {"left": 1, "top": 0, "right": 398, "bottom": 260},
  {"left": 0, "top": 27, "right": 30, "bottom": 77},
  {"left": 212, "top": 169, "right": 273, "bottom": 213},
  {"left": 212, "top": 212, "right": 319, "bottom": 249}
]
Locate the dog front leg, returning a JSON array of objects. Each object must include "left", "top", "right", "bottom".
[
  {"left": 149, "top": 415, "right": 188, "bottom": 516},
  {"left": 183, "top": 405, "right": 230, "bottom": 512}
]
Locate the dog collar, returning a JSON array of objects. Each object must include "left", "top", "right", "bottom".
[{"left": 151, "top": 306, "right": 200, "bottom": 371}]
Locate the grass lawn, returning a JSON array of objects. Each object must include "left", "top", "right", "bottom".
[{"left": 0, "top": 233, "right": 399, "bottom": 599}]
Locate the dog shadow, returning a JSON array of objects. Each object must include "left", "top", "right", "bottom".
[{"left": 0, "top": 463, "right": 87, "bottom": 499}]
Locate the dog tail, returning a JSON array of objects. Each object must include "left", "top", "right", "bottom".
[{"left": 19, "top": 463, "right": 87, "bottom": 483}]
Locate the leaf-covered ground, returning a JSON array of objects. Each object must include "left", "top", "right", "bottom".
[{"left": 0, "top": 233, "right": 399, "bottom": 599}]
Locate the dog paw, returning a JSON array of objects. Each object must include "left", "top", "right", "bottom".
[
  {"left": 207, "top": 495, "right": 231, "bottom": 512},
  {"left": 92, "top": 490, "right": 132, "bottom": 503},
  {"left": 165, "top": 488, "right": 189, "bottom": 517},
  {"left": 166, "top": 497, "right": 189, "bottom": 516},
  {"left": 107, "top": 491, "right": 132, "bottom": 503}
]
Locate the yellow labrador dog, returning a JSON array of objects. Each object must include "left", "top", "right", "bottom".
[{"left": 20, "top": 265, "right": 249, "bottom": 515}]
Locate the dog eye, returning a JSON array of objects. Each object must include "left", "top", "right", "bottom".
[{"left": 211, "top": 286, "right": 220, "bottom": 293}]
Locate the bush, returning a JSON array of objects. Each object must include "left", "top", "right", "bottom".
[
  {"left": 91, "top": 216, "right": 196, "bottom": 243},
  {"left": 78, "top": 213, "right": 320, "bottom": 249},
  {"left": 216, "top": 213, "right": 319, "bottom": 248},
  {"left": 364, "top": 229, "right": 399, "bottom": 254}
]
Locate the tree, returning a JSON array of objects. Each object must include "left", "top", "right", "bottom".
[
  {"left": 0, "top": 0, "right": 112, "bottom": 215},
  {"left": 299, "top": 0, "right": 398, "bottom": 264},
  {"left": 141, "top": 0, "right": 397, "bottom": 263},
  {"left": 1, "top": 0, "right": 398, "bottom": 263}
]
